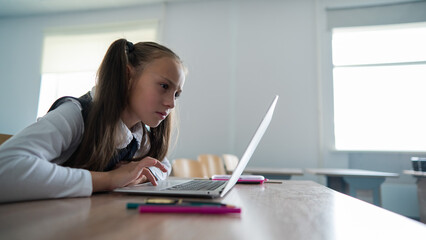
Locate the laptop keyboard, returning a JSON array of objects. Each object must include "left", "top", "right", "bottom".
[{"left": 164, "top": 180, "right": 226, "bottom": 191}]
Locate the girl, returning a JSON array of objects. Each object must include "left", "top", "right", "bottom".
[{"left": 0, "top": 39, "right": 186, "bottom": 203}]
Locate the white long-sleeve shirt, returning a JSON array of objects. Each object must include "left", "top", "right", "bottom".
[{"left": 0, "top": 99, "right": 171, "bottom": 203}]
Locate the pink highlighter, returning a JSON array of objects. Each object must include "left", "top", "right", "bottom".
[{"left": 139, "top": 205, "right": 241, "bottom": 214}]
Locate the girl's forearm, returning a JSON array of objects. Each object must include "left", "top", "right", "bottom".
[{"left": 90, "top": 171, "right": 112, "bottom": 193}]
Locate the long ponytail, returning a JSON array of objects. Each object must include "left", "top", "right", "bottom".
[{"left": 65, "top": 39, "right": 130, "bottom": 171}]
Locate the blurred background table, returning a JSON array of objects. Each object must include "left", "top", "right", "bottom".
[{"left": 306, "top": 168, "right": 399, "bottom": 206}]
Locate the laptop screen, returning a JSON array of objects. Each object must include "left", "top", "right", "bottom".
[{"left": 220, "top": 95, "right": 279, "bottom": 197}]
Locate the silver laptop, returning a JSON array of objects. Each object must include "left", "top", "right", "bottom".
[{"left": 114, "top": 95, "right": 279, "bottom": 198}]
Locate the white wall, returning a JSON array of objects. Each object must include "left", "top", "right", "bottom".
[{"left": 0, "top": 0, "right": 421, "bottom": 218}]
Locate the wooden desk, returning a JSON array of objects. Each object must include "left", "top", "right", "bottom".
[
  {"left": 404, "top": 170, "right": 426, "bottom": 223},
  {"left": 1, "top": 181, "right": 424, "bottom": 240},
  {"left": 306, "top": 168, "right": 399, "bottom": 206},
  {"left": 243, "top": 167, "right": 303, "bottom": 179}
]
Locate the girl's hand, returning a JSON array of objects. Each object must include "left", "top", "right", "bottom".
[
  {"left": 90, "top": 157, "right": 167, "bottom": 193},
  {"left": 114, "top": 162, "right": 157, "bottom": 186}
]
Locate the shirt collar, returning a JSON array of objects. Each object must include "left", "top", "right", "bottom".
[{"left": 116, "top": 120, "right": 143, "bottom": 149}]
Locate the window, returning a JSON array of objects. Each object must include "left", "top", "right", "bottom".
[
  {"left": 37, "top": 21, "right": 158, "bottom": 117},
  {"left": 332, "top": 22, "right": 426, "bottom": 151}
]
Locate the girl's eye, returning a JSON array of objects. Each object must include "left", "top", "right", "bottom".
[
  {"left": 175, "top": 92, "right": 181, "bottom": 99},
  {"left": 160, "top": 84, "right": 169, "bottom": 90}
]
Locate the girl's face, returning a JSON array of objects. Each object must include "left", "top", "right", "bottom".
[{"left": 122, "top": 57, "right": 185, "bottom": 128}]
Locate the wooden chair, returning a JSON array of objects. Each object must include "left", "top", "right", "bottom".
[
  {"left": 171, "top": 158, "right": 208, "bottom": 178},
  {"left": 0, "top": 134, "right": 12, "bottom": 145},
  {"left": 222, "top": 154, "right": 239, "bottom": 173},
  {"left": 197, "top": 154, "right": 226, "bottom": 178}
]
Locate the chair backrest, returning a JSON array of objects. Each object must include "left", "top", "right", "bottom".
[
  {"left": 0, "top": 134, "right": 12, "bottom": 146},
  {"left": 222, "top": 154, "right": 239, "bottom": 173},
  {"left": 197, "top": 154, "right": 226, "bottom": 178},
  {"left": 171, "top": 158, "right": 208, "bottom": 178}
]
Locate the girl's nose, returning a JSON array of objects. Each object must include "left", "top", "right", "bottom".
[{"left": 164, "top": 93, "right": 175, "bottom": 109}]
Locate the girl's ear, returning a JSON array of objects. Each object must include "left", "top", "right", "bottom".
[
  {"left": 126, "top": 65, "right": 136, "bottom": 91},
  {"left": 126, "top": 65, "right": 133, "bottom": 80}
]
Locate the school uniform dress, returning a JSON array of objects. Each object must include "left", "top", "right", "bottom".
[{"left": 0, "top": 91, "right": 171, "bottom": 203}]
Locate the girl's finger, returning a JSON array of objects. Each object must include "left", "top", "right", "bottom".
[
  {"left": 141, "top": 168, "right": 158, "bottom": 186},
  {"left": 153, "top": 161, "right": 168, "bottom": 172},
  {"left": 136, "top": 157, "right": 167, "bottom": 172},
  {"left": 136, "top": 175, "right": 148, "bottom": 184}
]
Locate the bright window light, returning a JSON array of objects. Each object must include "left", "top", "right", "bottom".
[
  {"left": 37, "top": 21, "right": 158, "bottom": 118},
  {"left": 332, "top": 22, "right": 426, "bottom": 151},
  {"left": 333, "top": 23, "right": 426, "bottom": 66}
]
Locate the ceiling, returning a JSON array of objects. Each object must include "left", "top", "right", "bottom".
[{"left": 0, "top": 0, "right": 188, "bottom": 18}]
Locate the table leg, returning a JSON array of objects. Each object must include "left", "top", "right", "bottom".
[
  {"left": 343, "top": 177, "right": 385, "bottom": 206},
  {"left": 417, "top": 178, "right": 426, "bottom": 223},
  {"left": 326, "top": 176, "right": 348, "bottom": 193}
]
